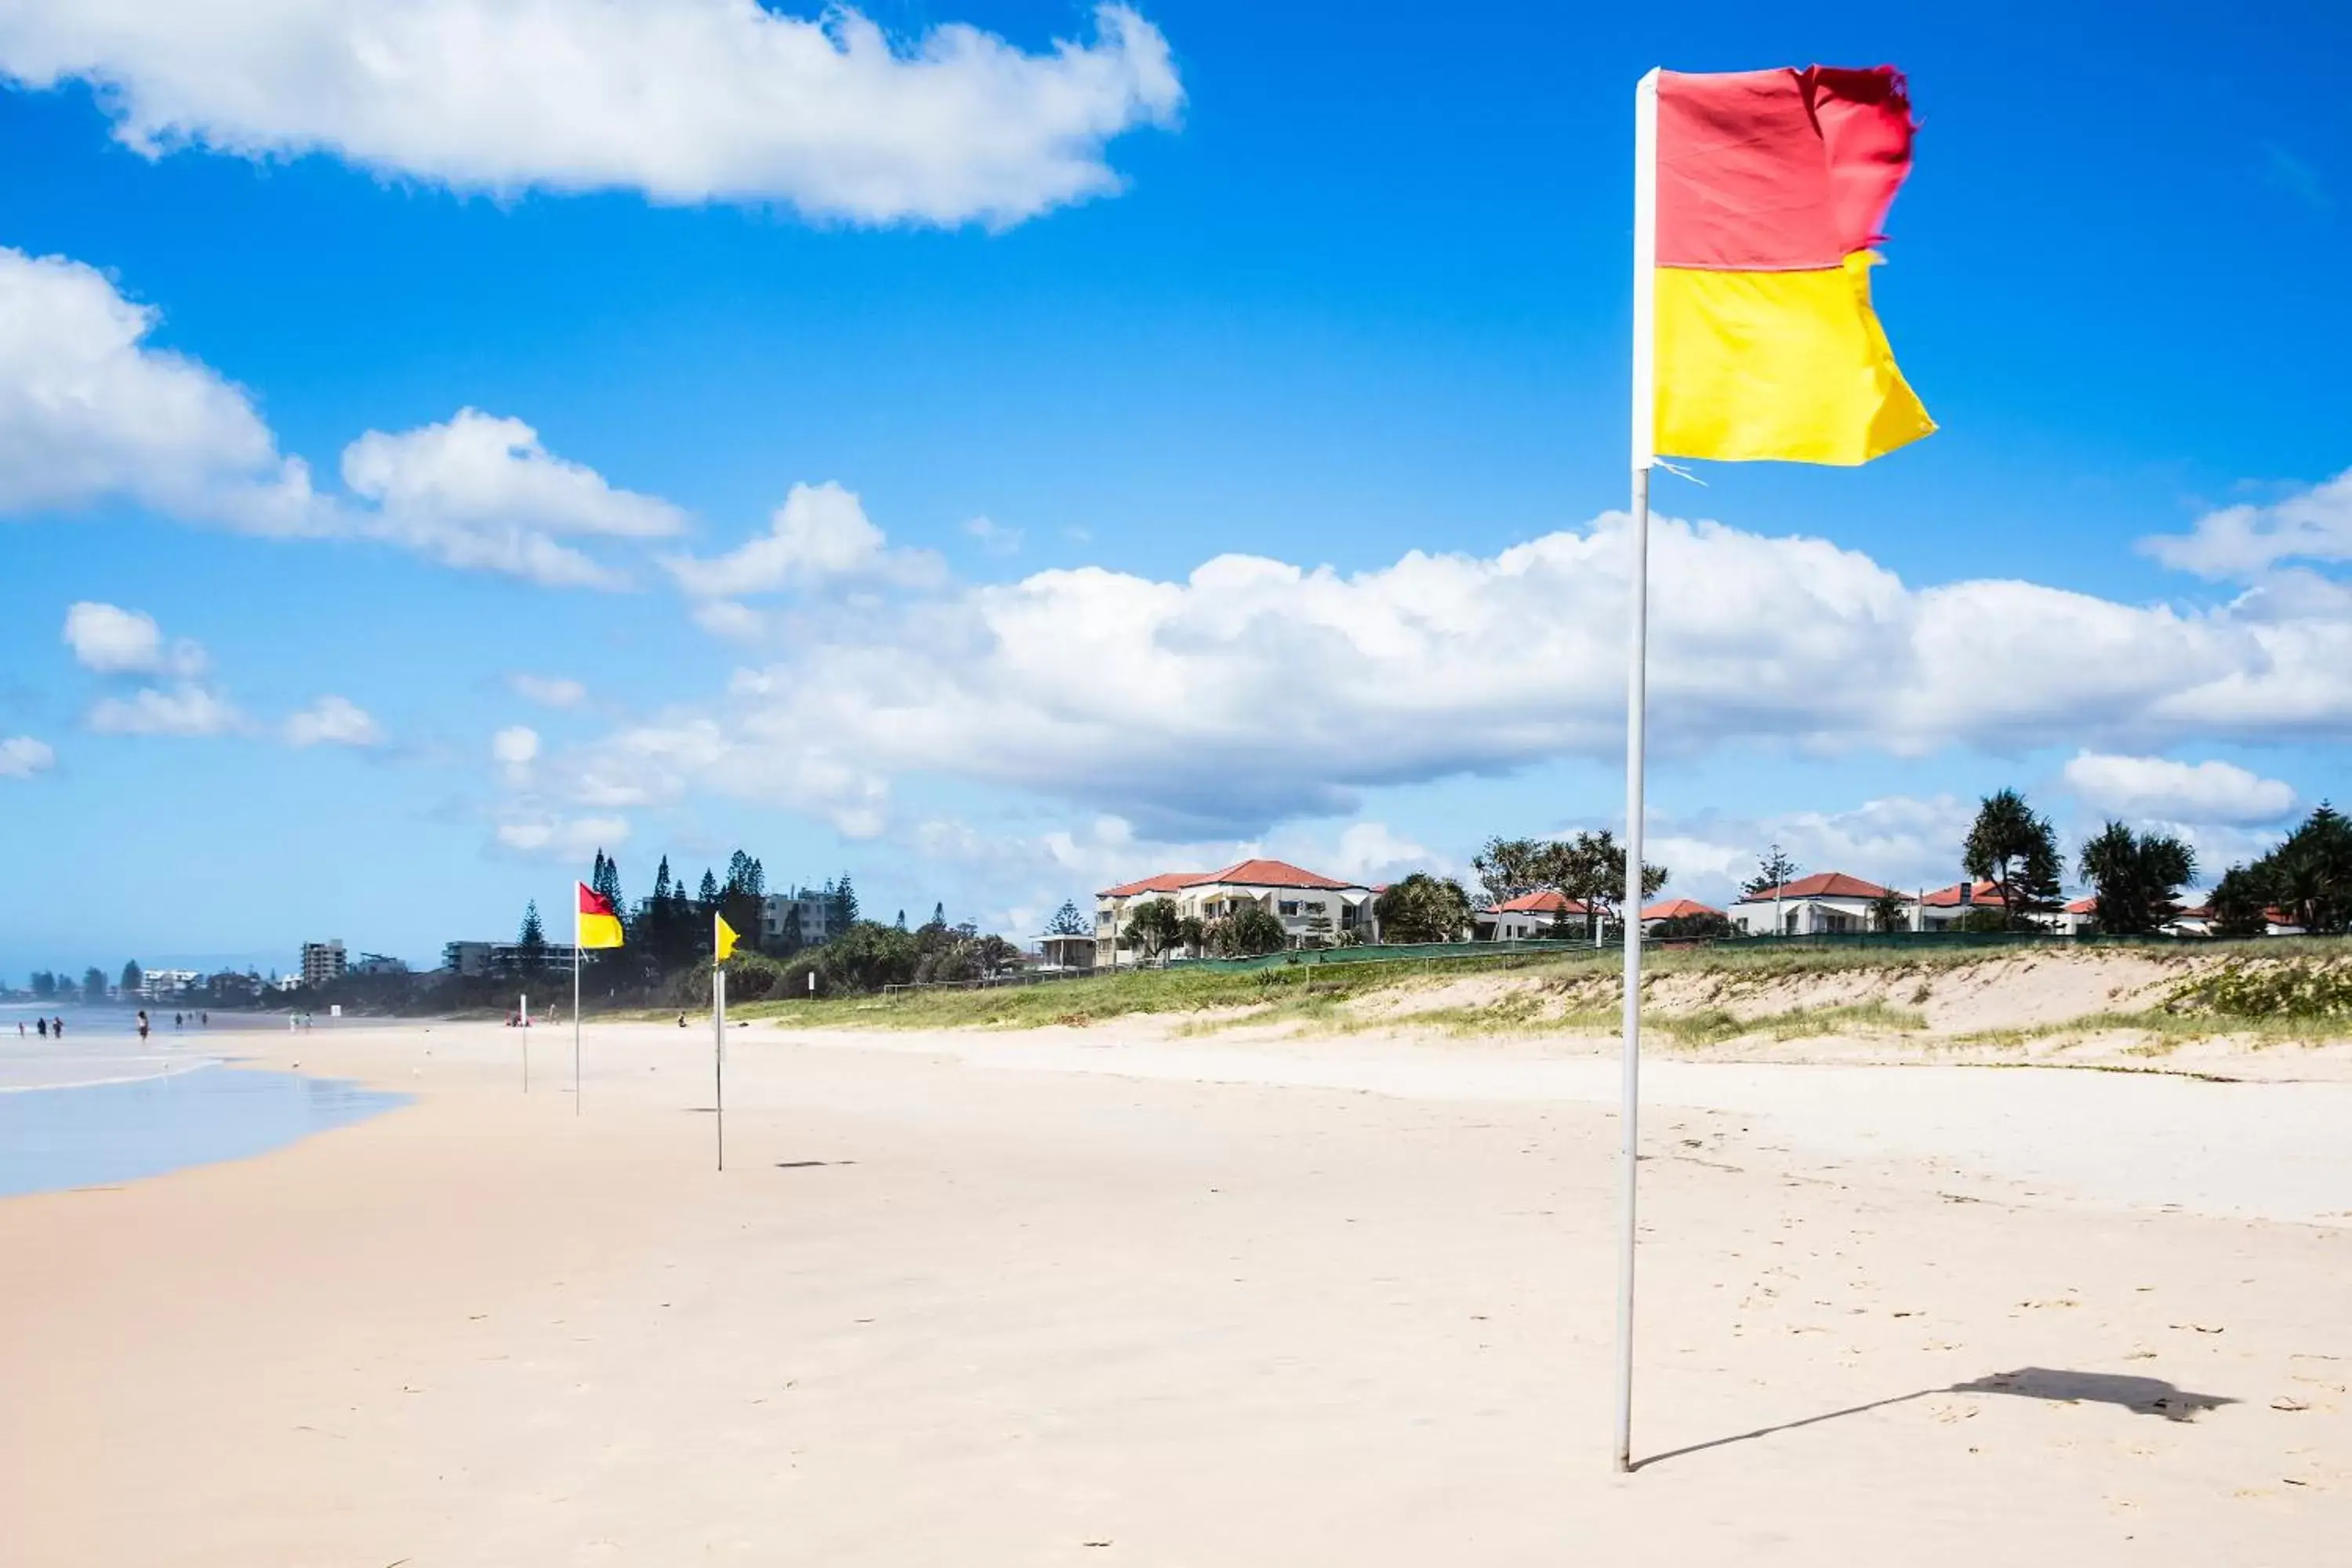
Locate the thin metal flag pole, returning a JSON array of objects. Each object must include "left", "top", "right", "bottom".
[
  {"left": 572, "top": 918, "right": 583, "bottom": 1116},
  {"left": 521, "top": 990, "right": 529, "bottom": 1093},
  {"left": 1615, "top": 65, "right": 1660, "bottom": 1476},
  {"left": 714, "top": 965, "right": 727, "bottom": 1172}
]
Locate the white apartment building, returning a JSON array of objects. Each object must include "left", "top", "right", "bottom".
[
  {"left": 136, "top": 968, "right": 200, "bottom": 1000},
  {"left": 1094, "top": 859, "right": 1379, "bottom": 962}
]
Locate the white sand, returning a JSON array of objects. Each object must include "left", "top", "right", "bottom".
[{"left": 3, "top": 1018, "right": 2347, "bottom": 1564}]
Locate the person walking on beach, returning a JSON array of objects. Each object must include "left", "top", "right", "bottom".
[
  {"left": 137, "top": 1010, "right": 150, "bottom": 1041},
  {"left": 53, "top": 1017, "right": 64, "bottom": 1039},
  {"left": 35, "top": 1016, "right": 46, "bottom": 1039}
]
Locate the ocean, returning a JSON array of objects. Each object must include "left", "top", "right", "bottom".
[{"left": 0, "top": 1004, "right": 407, "bottom": 1197}]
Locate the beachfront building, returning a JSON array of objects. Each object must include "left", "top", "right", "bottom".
[
  {"left": 1094, "top": 859, "right": 1379, "bottom": 964},
  {"left": 1641, "top": 898, "right": 1728, "bottom": 933},
  {"left": 438, "top": 940, "right": 585, "bottom": 978},
  {"left": 1033, "top": 934, "right": 1099, "bottom": 974},
  {"left": 759, "top": 888, "right": 847, "bottom": 953},
  {"left": 1475, "top": 891, "right": 1594, "bottom": 941},
  {"left": 350, "top": 953, "right": 410, "bottom": 977},
  {"left": 299, "top": 940, "right": 347, "bottom": 989},
  {"left": 1729, "top": 873, "right": 1900, "bottom": 936},
  {"left": 135, "top": 968, "right": 201, "bottom": 1000}
]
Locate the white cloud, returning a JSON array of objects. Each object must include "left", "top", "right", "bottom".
[
  {"left": 282, "top": 694, "right": 383, "bottom": 748},
  {"left": 963, "top": 514, "right": 1024, "bottom": 556},
  {"left": 342, "top": 409, "right": 681, "bottom": 589},
  {"left": 691, "top": 600, "right": 768, "bottom": 643},
  {"left": 2141, "top": 469, "right": 2352, "bottom": 579},
  {"left": 2060, "top": 751, "right": 2296, "bottom": 826},
  {"left": 0, "top": 1, "right": 1182, "bottom": 227},
  {"left": 599, "top": 505, "right": 2352, "bottom": 837},
  {"left": 0, "top": 249, "right": 319, "bottom": 532},
  {"left": 1323, "top": 821, "right": 1438, "bottom": 884},
  {"left": 664, "top": 481, "right": 938, "bottom": 598},
  {"left": 0, "top": 735, "right": 55, "bottom": 778},
  {"left": 492, "top": 724, "right": 540, "bottom": 785},
  {"left": 507, "top": 673, "right": 586, "bottom": 709},
  {"left": 62, "top": 601, "right": 205, "bottom": 676},
  {"left": 87, "top": 684, "right": 242, "bottom": 737},
  {"left": 495, "top": 813, "right": 630, "bottom": 861}
]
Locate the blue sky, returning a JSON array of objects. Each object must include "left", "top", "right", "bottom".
[{"left": 2, "top": 2, "right": 2347, "bottom": 977}]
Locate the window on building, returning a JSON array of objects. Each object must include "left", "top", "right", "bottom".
[{"left": 1279, "top": 900, "right": 1301, "bottom": 916}]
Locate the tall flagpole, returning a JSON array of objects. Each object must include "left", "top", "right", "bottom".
[
  {"left": 713, "top": 964, "right": 727, "bottom": 1172},
  {"left": 572, "top": 906, "right": 583, "bottom": 1116},
  {"left": 1615, "top": 65, "right": 1660, "bottom": 1475}
]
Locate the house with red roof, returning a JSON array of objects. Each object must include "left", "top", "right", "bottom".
[
  {"left": 1730, "top": 872, "right": 1900, "bottom": 936},
  {"left": 1094, "top": 858, "right": 1380, "bottom": 963},
  {"left": 1640, "top": 897, "right": 1727, "bottom": 934},
  {"left": 1475, "top": 889, "right": 1595, "bottom": 942}
]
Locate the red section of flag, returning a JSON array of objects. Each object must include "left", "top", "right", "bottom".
[
  {"left": 1655, "top": 66, "right": 1916, "bottom": 270},
  {"left": 578, "top": 882, "right": 616, "bottom": 917}
]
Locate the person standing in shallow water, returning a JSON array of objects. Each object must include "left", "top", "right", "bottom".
[
  {"left": 35, "top": 1017, "right": 45, "bottom": 1038},
  {"left": 136, "top": 1010, "right": 150, "bottom": 1041}
]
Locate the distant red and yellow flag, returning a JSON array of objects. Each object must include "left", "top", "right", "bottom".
[
  {"left": 577, "top": 882, "right": 625, "bottom": 949},
  {"left": 1646, "top": 66, "right": 1933, "bottom": 465}
]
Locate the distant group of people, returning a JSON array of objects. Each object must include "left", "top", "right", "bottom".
[{"left": 16, "top": 1009, "right": 215, "bottom": 1041}]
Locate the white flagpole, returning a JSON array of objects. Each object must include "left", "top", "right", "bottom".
[
  {"left": 1615, "top": 65, "right": 1661, "bottom": 1475},
  {"left": 714, "top": 960, "right": 727, "bottom": 1172},
  {"left": 521, "top": 991, "right": 529, "bottom": 1092},
  {"left": 572, "top": 897, "right": 583, "bottom": 1117}
]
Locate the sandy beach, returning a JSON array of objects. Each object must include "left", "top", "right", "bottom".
[{"left": 4, "top": 1018, "right": 2348, "bottom": 1565}]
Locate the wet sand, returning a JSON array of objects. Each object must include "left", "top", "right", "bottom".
[{"left": 2, "top": 1018, "right": 2347, "bottom": 1564}]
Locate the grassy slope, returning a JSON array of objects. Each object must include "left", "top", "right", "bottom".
[{"left": 737, "top": 939, "right": 2352, "bottom": 1045}]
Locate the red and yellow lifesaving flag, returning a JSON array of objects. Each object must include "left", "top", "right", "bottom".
[
  {"left": 576, "top": 882, "right": 625, "bottom": 949},
  {"left": 1638, "top": 66, "right": 1933, "bottom": 466}
]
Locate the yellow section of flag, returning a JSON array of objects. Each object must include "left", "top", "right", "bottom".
[
  {"left": 1654, "top": 252, "right": 1934, "bottom": 466},
  {"left": 715, "top": 913, "right": 739, "bottom": 962}
]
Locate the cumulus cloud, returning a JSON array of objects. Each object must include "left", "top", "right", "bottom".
[
  {"left": 602, "top": 506, "right": 2352, "bottom": 837},
  {"left": 0, "top": 1, "right": 1182, "bottom": 227},
  {"left": 495, "top": 813, "right": 631, "bottom": 861},
  {"left": 2140, "top": 468, "right": 2352, "bottom": 579},
  {"left": 87, "top": 684, "right": 242, "bottom": 737},
  {"left": 62, "top": 601, "right": 205, "bottom": 676},
  {"left": 0, "top": 249, "right": 319, "bottom": 532},
  {"left": 507, "top": 673, "right": 587, "bottom": 709},
  {"left": 282, "top": 695, "right": 383, "bottom": 748},
  {"left": 2060, "top": 751, "right": 2296, "bottom": 826},
  {"left": 342, "top": 409, "right": 681, "bottom": 589},
  {"left": 663, "top": 481, "right": 938, "bottom": 599},
  {"left": 0, "top": 735, "right": 56, "bottom": 778},
  {"left": 492, "top": 724, "right": 540, "bottom": 786}
]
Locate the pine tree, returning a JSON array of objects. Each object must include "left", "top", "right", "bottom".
[
  {"left": 517, "top": 899, "right": 548, "bottom": 971},
  {"left": 835, "top": 873, "right": 859, "bottom": 927},
  {"left": 1046, "top": 900, "right": 1088, "bottom": 936},
  {"left": 928, "top": 901, "right": 947, "bottom": 929},
  {"left": 895, "top": 909, "right": 907, "bottom": 930},
  {"left": 121, "top": 960, "right": 143, "bottom": 996}
]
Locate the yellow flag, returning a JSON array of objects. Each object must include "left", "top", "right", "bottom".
[{"left": 715, "top": 913, "right": 739, "bottom": 962}]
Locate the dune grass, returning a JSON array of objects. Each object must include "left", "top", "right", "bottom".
[{"left": 730, "top": 937, "right": 2328, "bottom": 1039}]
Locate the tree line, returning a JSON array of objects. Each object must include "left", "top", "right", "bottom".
[
  {"left": 1748, "top": 789, "right": 2352, "bottom": 938},
  {"left": 524, "top": 847, "right": 1022, "bottom": 1004}
]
